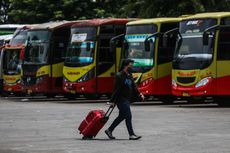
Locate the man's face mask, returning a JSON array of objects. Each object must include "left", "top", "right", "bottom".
[{"left": 127, "top": 66, "right": 133, "bottom": 73}]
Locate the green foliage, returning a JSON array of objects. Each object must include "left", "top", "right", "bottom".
[
  {"left": 1, "top": 0, "right": 230, "bottom": 23},
  {"left": 0, "top": 0, "right": 10, "bottom": 23}
]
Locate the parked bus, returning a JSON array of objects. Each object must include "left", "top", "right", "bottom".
[
  {"left": 2, "top": 25, "right": 34, "bottom": 96},
  {"left": 22, "top": 21, "right": 77, "bottom": 97},
  {"left": 0, "top": 24, "right": 23, "bottom": 94},
  {"left": 63, "top": 19, "right": 133, "bottom": 99},
  {"left": 112, "top": 18, "right": 181, "bottom": 103},
  {"left": 172, "top": 12, "right": 230, "bottom": 106}
]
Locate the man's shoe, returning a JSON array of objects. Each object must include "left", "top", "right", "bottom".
[
  {"left": 129, "top": 135, "right": 142, "bottom": 140},
  {"left": 105, "top": 129, "right": 115, "bottom": 139}
]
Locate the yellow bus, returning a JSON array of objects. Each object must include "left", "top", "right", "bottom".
[
  {"left": 2, "top": 25, "right": 34, "bottom": 96},
  {"left": 63, "top": 19, "right": 133, "bottom": 99},
  {"left": 172, "top": 12, "right": 230, "bottom": 106},
  {"left": 22, "top": 21, "right": 78, "bottom": 97},
  {"left": 112, "top": 18, "right": 181, "bottom": 103}
]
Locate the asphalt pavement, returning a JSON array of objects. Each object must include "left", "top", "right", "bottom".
[{"left": 0, "top": 97, "right": 230, "bottom": 153}]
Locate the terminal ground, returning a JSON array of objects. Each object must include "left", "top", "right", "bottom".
[{"left": 0, "top": 97, "right": 230, "bottom": 153}]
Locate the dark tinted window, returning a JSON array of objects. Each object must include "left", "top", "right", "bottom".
[
  {"left": 126, "top": 25, "right": 157, "bottom": 34},
  {"left": 180, "top": 19, "right": 217, "bottom": 34},
  {"left": 100, "top": 25, "right": 114, "bottom": 34},
  {"left": 71, "top": 27, "right": 96, "bottom": 40},
  {"left": 52, "top": 28, "right": 70, "bottom": 63},
  {"left": 158, "top": 22, "right": 179, "bottom": 64},
  {"left": 217, "top": 28, "right": 230, "bottom": 60}
]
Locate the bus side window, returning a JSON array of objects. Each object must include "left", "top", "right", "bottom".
[
  {"left": 217, "top": 29, "right": 230, "bottom": 60},
  {"left": 52, "top": 28, "right": 70, "bottom": 63},
  {"left": 97, "top": 37, "right": 114, "bottom": 75},
  {"left": 158, "top": 23, "right": 179, "bottom": 64}
]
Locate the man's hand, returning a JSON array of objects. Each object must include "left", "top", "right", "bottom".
[
  {"left": 110, "top": 103, "right": 116, "bottom": 108},
  {"left": 140, "top": 93, "right": 145, "bottom": 101}
]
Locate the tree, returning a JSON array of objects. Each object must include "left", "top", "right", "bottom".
[{"left": 0, "top": 0, "right": 10, "bottom": 23}]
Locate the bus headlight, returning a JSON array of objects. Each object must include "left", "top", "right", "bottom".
[
  {"left": 36, "top": 75, "right": 46, "bottom": 83},
  {"left": 16, "top": 79, "right": 21, "bottom": 84},
  {"left": 77, "top": 68, "right": 95, "bottom": 83},
  {"left": 195, "top": 77, "right": 211, "bottom": 88},
  {"left": 172, "top": 79, "right": 177, "bottom": 87}
]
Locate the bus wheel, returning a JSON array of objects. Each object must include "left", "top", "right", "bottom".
[
  {"left": 187, "top": 97, "right": 204, "bottom": 104},
  {"left": 161, "top": 96, "right": 175, "bottom": 104},
  {"left": 215, "top": 97, "right": 230, "bottom": 107},
  {"left": 1, "top": 91, "right": 9, "bottom": 97},
  {"left": 64, "top": 93, "right": 76, "bottom": 100},
  {"left": 46, "top": 93, "right": 55, "bottom": 98},
  {"left": 85, "top": 94, "right": 100, "bottom": 100}
]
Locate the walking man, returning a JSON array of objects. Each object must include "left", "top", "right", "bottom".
[{"left": 105, "top": 59, "right": 144, "bottom": 140}]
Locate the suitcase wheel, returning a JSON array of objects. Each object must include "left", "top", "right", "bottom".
[{"left": 82, "top": 135, "right": 93, "bottom": 140}]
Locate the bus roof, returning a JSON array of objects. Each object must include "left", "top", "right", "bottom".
[
  {"left": 72, "top": 18, "right": 135, "bottom": 27},
  {"left": 182, "top": 12, "right": 230, "bottom": 20},
  {"left": 127, "top": 18, "right": 182, "bottom": 26},
  {"left": 0, "top": 24, "right": 24, "bottom": 29},
  {"left": 31, "top": 21, "right": 78, "bottom": 30}
]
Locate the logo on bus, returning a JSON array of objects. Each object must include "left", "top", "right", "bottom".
[
  {"left": 67, "top": 72, "right": 80, "bottom": 75},
  {"left": 177, "top": 71, "right": 196, "bottom": 77}
]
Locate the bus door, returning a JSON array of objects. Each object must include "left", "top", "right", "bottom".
[
  {"left": 97, "top": 34, "right": 115, "bottom": 93},
  {"left": 216, "top": 25, "right": 230, "bottom": 95},
  {"left": 51, "top": 28, "right": 70, "bottom": 93},
  {"left": 156, "top": 23, "right": 178, "bottom": 94}
]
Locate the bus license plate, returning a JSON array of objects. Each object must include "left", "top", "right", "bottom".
[
  {"left": 182, "top": 92, "right": 190, "bottom": 97},
  {"left": 27, "top": 89, "right": 32, "bottom": 94},
  {"left": 70, "top": 90, "right": 76, "bottom": 94}
]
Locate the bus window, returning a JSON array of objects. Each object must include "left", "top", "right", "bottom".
[
  {"left": 158, "top": 23, "right": 178, "bottom": 64},
  {"left": 115, "top": 25, "right": 125, "bottom": 35},
  {"left": 100, "top": 25, "right": 114, "bottom": 35},
  {"left": 217, "top": 28, "right": 230, "bottom": 60},
  {"left": 97, "top": 36, "right": 114, "bottom": 75},
  {"left": 52, "top": 28, "right": 70, "bottom": 63}
]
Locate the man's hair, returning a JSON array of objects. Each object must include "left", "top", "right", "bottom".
[{"left": 119, "top": 59, "right": 134, "bottom": 71}]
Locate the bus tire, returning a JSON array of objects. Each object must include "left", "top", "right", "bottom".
[
  {"left": 64, "top": 93, "right": 76, "bottom": 100},
  {"left": 161, "top": 96, "right": 175, "bottom": 104},
  {"left": 187, "top": 97, "right": 205, "bottom": 104},
  {"left": 46, "top": 93, "right": 55, "bottom": 98},
  {"left": 215, "top": 97, "right": 230, "bottom": 107},
  {"left": 85, "top": 94, "right": 99, "bottom": 100}
]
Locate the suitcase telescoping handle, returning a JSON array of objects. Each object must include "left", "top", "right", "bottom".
[{"left": 104, "top": 104, "right": 115, "bottom": 118}]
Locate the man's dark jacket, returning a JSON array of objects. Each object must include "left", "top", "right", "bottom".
[{"left": 110, "top": 71, "right": 141, "bottom": 103}]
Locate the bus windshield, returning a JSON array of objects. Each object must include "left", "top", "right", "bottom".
[
  {"left": 10, "top": 29, "right": 28, "bottom": 46},
  {"left": 3, "top": 49, "right": 21, "bottom": 74},
  {"left": 23, "top": 30, "right": 51, "bottom": 64},
  {"left": 173, "top": 19, "right": 217, "bottom": 70},
  {"left": 71, "top": 27, "right": 96, "bottom": 41},
  {"left": 123, "top": 24, "right": 156, "bottom": 72},
  {"left": 65, "top": 41, "right": 94, "bottom": 67}
]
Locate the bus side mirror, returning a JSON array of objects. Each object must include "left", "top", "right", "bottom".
[
  {"left": 203, "top": 32, "right": 209, "bottom": 46},
  {"left": 145, "top": 40, "right": 150, "bottom": 52},
  {"left": 110, "top": 40, "right": 116, "bottom": 53},
  {"left": 86, "top": 42, "right": 91, "bottom": 51},
  {"left": 163, "top": 35, "right": 168, "bottom": 48},
  {"left": 145, "top": 39, "right": 153, "bottom": 52},
  {"left": 123, "top": 40, "right": 128, "bottom": 51}
]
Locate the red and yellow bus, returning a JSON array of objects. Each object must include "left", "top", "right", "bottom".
[
  {"left": 63, "top": 19, "right": 133, "bottom": 99},
  {"left": 0, "top": 24, "right": 24, "bottom": 94},
  {"left": 172, "top": 12, "right": 230, "bottom": 106},
  {"left": 117, "top": 18, "right": 181, "bottom": 103},
  {"left": 2, "top": 25, "right": 33, "bottom": 96},
  {"left": 22, "top": 21, "right": 78, "bottom": 97}
]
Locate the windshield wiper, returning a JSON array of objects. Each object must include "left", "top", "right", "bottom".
[{"left": 173, "top": 54, "right": 187, "bottom": 64}]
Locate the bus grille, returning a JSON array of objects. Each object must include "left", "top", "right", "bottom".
[
  {"left": 22, "top": 77, "right": 36, "bottom": 86},
  {"left": 177, "top": 77, "right": 196, "bottom": 84}
]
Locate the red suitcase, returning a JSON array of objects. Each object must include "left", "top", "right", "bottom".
[{"left": 78, "top": 105, "right": 114, "bottom": 139}]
